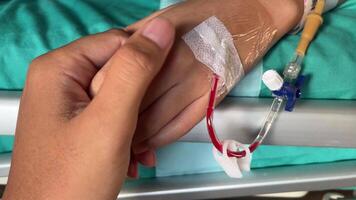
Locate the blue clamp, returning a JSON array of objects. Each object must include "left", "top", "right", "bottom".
[{"left": 272, "top": 75, "right": 306, "bottom": 112}]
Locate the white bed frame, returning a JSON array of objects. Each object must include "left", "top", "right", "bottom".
[{"left": 1, "top": 91, "right": 356, "bottom": 199}]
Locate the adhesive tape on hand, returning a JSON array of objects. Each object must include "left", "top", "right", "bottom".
[{"left": 183, "top": 16, "right": 244, "bottom": 95}]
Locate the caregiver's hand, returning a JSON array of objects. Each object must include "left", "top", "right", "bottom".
[{"left": 3, "top": 18, "right": 175, "bottom": 200}]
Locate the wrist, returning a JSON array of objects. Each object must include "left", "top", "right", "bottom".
[
  {"left": 257, "top": 0, "right": 304, "bottom": 36},
  {"left": 200, "top": 0, "right": 304, "bottom": 70}
]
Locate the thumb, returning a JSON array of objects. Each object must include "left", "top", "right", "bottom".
[
  {"left": 101, "top": 18, "right": 175, "bottom": 105},
  {"left": 82, "top": 18, "right": 175, "bottom": 134}
]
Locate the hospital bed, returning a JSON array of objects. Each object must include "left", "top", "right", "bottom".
[
  {"left": 1, "top": 0, "right": 356, "bottom": 199},
  {"left": 1, "top": 91, "right": 356, "bottom": 199}
]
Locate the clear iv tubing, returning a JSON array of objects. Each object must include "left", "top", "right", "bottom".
[{"left": 207, "top": 74, "right": 284, "bottom": 158}]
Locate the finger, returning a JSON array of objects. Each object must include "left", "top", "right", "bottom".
[
  {"left": 32, "top": 29, "right": 129, "bottom": 87},
  {"left": 136, "top": 93, "right": 209, "bottom": 153},
  {"left": 125, "top": 5, "right": 178, "bottom": 34},
  {"left": 91, "top": 8, "right": 183, "bottom": 102},
  {"left": 133, "top": 69, "right": 209, "bottom": 148},
  {"left": 88, "top": 7, "right": 178, "bottom": 98},
  {"left": 90, "top": 64, "right": 109, "bottom": 97},
  {"left": 82, "top": 18, "right": 175, "bottom": 138},
  {"left": 59, "top": 29, "right": 129, "bottom": 68},
  {"left": 135, "top": 150, "right": 156, "bottom": 167},
  {"left": 127, "top": 156, "right": 139, "bottom": 179},
  {"left": 139, "top": 41, "right": 196, "bottom": 112},
  {"left": 89, "top": 33, "right": 130, "bottom": 97},
  {"left": 23, "top": 30, "right": 129, "bottom": 120}
]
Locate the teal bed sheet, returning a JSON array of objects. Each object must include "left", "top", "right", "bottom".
[
  {"left": 155, "top": 143, "right": 356, "bottom": 177},
  {"left": 0, "top": 0, "right": 159, "bottom": 90},
  {"left": 260, "top": 1, "right": 356, "bottom": 99},
  {"left": 1, "top": 0, "right": 356, "bottom": 178}
]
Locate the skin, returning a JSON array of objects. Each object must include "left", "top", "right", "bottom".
[
  {"left": 91, "top": 0, "right": 304, "bottom": 174},
  {"left": 3, "top": 18, "right": 175, "bottom": 200},
  {"left": 3, "top": 1, "right": 305, "bottom": 198}
]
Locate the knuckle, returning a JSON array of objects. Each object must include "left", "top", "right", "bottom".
[
  {"left": 27, "top": 53, "right": 59, "bottom": 85},
  {"left": 29, "top": 54, "right": 45, "bottom": 69},
  {"left": 106, "top": 29, "right": 129, "bottom": 44},
  {"left": 27, "top": 61, "right": 46, "bottom": 86},
  {"left": 106, "top": 28, "right": 126, "bottom": 35},
  {"left": 28, "top": 55, "right": 48, "bottom": 77}
]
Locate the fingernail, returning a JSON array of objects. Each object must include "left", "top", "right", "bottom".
[
  {"left": 133, "top": 143, "right": 150, "bottom": 154},
  {"left": 142, "top": 18, "right": 174, "bottom": 49},
  {"left": 127, "top": 157, "right": 139, "bottom": 179},
  {"left": 136, "top": 150, "right": 156, "bottom": 167}
]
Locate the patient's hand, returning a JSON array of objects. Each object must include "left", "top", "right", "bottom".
[{"left": 91, "top": 0, "right": 304, "bottom": 168}]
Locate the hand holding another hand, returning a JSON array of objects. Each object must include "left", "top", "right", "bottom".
[{"left": 4, "top": 18, "right": 175, "bottom": 200}]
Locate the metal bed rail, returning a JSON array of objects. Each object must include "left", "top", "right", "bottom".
[
  {"left": 183, "top": 97, "right": 356, "bottom": 148},
  {"left": 0, "top": 91, "right": 20, "bottom": 135},
  {"left": 119, "top": 160, "right": 356, "bottom": 200},
  {"left": 1, "top": 91, "right": 356, "bottom": 199},
  {"left": 2, "top": 91, "right": 356, "bottom": 148},
  {"left": 0, "top": 152, "right": 355, "bottom": 199}
]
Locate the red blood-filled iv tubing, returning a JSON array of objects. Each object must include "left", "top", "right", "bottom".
[{"left": 207, "top": 74, "right": 270, "bottom": 158}]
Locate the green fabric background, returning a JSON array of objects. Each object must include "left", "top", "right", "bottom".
[
  {"left": 0, "top": 136, "right": 14, "bottom": 153},
  {"left": 0, "top": 0, "right": 159, "bottom": 90},
  {"left": 261, "top": 1, "right": 356, "bottom": 99}
]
